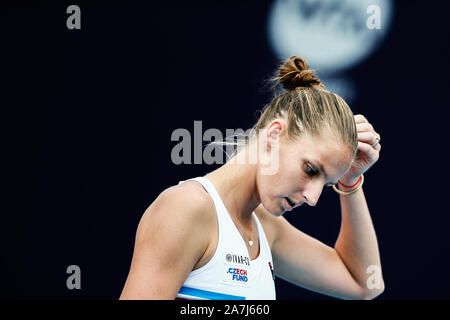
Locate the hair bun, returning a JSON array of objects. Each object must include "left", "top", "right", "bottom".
[{"left": 278, "top": 56, "right": 324, "bottom": 91}]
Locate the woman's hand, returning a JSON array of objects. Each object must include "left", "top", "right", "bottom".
[{"left": 339, "top": 114, "right": 381, "bottom": 186}]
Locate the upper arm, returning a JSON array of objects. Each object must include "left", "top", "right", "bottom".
[
  {"left": 119, "top": 185, "right": 212, "bottom": 299},
  {"left": 255, "top": 204, "right": 366, "bottom": 300}
]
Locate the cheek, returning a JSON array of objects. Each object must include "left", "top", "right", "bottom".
[
  {"left": 279, "top": 165, "right": 306, "bottom": 191},
  {"left": 257, "top": 176, "right": 285, "bottom": 215},
  {"left": 259, "top": 162, "right": 303, "bottom": 196},
  {"left": 258, "top": 175, "right": 276, "bottom": 199}
]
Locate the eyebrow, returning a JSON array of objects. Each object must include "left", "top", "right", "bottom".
[{"left": 310, "top": 160, "right": 338, "bottom": 185}]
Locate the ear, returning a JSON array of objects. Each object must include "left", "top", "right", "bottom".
[{"left": 265, "top": 119, "right": 285, "bottom": 152}]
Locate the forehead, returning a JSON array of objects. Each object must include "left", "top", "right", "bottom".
[{"left": 290, "top": 132, "right": 352, "bottom": 172}]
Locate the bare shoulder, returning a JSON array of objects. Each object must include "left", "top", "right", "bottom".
[
  {"left": 136, "top": 180, "right": 216, "bottom": 242},
  {"left": 120, "top": 180, "right": 217, "bottom": 299}
]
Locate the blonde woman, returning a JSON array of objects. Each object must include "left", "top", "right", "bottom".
[{"left": 120, "top": 56, "right": 384, "bottom": 300}]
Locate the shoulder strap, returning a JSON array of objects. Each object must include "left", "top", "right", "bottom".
[{"left": 178, "top": 176, "right": 229, "bottom": 223}]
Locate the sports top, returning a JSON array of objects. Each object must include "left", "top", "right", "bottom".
[{"left": 175, "top": 176, "right": 276, "bottom": 300}]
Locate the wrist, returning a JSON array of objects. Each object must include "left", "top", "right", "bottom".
[
  {"left": 333, "top": 174, "right": 364, "bottom": 196},
  {"left": 337, "top": 175, "right": 362, "bottom": 191}
]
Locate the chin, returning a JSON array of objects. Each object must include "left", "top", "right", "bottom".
[
  {"left": 262, "top": 199, "right": 285, "bottom": 217},
  {"left": 273, "top": 209, "right": 285, "bottom": 217}
]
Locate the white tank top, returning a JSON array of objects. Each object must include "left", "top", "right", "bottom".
[{"left": 175, "top": 176, "right": 276, "bottom": 300}]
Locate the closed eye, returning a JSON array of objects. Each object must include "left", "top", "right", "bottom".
[
  {"left": 306, "top": 163, "right": 335, "bottom": 187},
  {"left": 305, "top": 164, "right": 318, "bottom": 176}
]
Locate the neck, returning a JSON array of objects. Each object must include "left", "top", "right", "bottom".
[{"left": 204, "top": 147, "right": 261, "bottom": 226}]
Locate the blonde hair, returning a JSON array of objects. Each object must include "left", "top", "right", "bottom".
[{"left": 211, "top": 56, "right": 358, "bottom": 162}]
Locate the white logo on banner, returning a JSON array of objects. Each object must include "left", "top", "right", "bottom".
[{"left": 267, "top": 0, "right": 393, "bottom": 102}]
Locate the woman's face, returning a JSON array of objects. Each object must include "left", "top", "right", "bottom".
[{"left": 257, "top": 120, "right": 353, "bottom": 216}]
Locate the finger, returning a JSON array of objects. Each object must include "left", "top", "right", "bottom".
[
  {"left": 375, "top": 143, "right": 381, "bottom": 152},
  {"left": 356, "top": 122, "right": 374, "bottom": 133},
  {"left": 354, "top": 114, "right": 368, "bottom": 124},
  {"left": 357, "top": 131, "right": 379, "bottom": 146},
  {"left": 357, "top": 141, "right": 380, "bottom": 159}
]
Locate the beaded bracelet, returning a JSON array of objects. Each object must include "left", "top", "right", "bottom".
[{"left": 332, "top": 174, "right": 364, "bottom": 196}]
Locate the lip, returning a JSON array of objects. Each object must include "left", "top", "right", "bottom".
[{"left": 284, "top": 197, "right": 294, "bottom": 211}]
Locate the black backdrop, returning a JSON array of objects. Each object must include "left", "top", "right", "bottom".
[{"left": 2, "top": 0, "right": 449, "bottom": 299}]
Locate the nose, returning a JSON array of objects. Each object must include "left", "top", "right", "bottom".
[{"left": 302, "top": 183, "right": 323, "bottom": 207}]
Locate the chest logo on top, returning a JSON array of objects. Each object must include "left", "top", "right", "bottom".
[
  {"left": 225, "top": 253, "right": 250, "bottom": 266},
  {"left": 227, "top": 267, "right": 248, "bottom": 282}
]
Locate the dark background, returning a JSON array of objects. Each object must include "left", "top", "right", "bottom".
[{"left": 1, "top": 0, "right": 449, "bottom": 299}]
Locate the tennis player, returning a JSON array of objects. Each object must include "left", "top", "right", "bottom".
[{"left": 120, "top": 56, "right": 384, "bottom": 300}]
